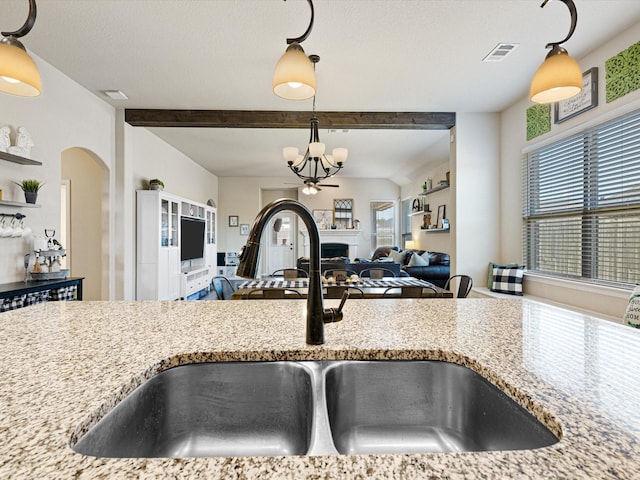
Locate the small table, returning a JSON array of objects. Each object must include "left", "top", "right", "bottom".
[{"left": 232, "top": 277, "right": 452, "bottom": 299}]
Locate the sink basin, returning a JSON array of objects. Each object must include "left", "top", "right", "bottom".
[
  {"left": 324, "top": 360, "right": 559, "bottom": 455},
  {"left": 73, "top": 360, "right": 558, "bottom": 458},
  {"left": 73, "top": 362, "right": 313, "bottom": 458}
]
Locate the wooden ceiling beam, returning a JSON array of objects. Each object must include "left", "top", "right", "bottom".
[{"left": 124, "top": 109, "right": 455, "bottom": 130}]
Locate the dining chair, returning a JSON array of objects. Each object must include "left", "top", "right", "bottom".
[
  {"left": 211, "top": 276, "right": 237, "bottom": 300},
  {"left": 444, "top": 275, "right": 473, "bottom": 298},
  {"left": 243, "top": 288, "right": 303, "bottom": 299},
  {"left": 383, "top": 285, "right": 438, "bottom": 298},
  {"left": 270, "top": 268, "right": 308, "bottom": 280},
  {"left": 324, "top": 285, "right": 364, "bottom": 299},
  {"left": 359, "top": 267, "right": 397, "bottom": 279}
]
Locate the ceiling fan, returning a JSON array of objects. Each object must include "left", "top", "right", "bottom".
[{"left": 285, "top": 179, "right": 339, "bottom": 195}]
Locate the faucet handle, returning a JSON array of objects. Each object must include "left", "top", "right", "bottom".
[
  {"left": 323, "top": 291, "right": 349, "bottom": 324},
  {"left": 337, "top": 291, "right": 349, "bottom": 314}
]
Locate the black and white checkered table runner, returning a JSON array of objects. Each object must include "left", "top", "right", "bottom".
[{"left": 239, "top": 278, "right": 436, "bottom": 289}]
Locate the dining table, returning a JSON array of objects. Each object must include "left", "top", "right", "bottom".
[{"left": 231, "top": 277, "right": 453, "bottom": 299}]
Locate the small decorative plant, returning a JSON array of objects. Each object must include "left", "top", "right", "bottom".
[
  {"left": 149, "top": 178, "right": 164, "bottom": 190},
  {"left": 14, "top": 179, "right": 43, "bottom": 193},
  {"left": 13, "top": 179, "right": 43, "bottom": 204}
]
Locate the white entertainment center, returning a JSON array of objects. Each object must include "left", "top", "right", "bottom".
[{"left": 136, "top": 190, "right": 217, "bottom": 300}]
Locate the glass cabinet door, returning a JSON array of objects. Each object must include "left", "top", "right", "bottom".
[
  {"left": 161, "top": 199, "right": 170, "bottom": 246},
  {"left": 170, "top": 201, "right": 179, "bottom": 246}
]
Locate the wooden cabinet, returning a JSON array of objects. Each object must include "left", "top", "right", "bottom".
[{"left": 136, "top": 191, "right": 182, "bottom": 300}]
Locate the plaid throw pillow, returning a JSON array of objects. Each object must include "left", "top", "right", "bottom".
[{"left": 491, "top": 266, "right": 524, "bottom": 295}]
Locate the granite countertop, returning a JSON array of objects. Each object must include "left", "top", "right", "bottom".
[{"left": 1, "top": 298, "right": 639, "bottom": 479}]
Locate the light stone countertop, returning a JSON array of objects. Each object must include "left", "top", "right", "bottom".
[{"left": 1, "top": 298, "right": 640, "bottom": 479}]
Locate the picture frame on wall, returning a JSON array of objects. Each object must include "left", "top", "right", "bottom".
[
  {"left": 554, "top": 67, "right": 598, "bottom": 124},
  {"left": 239, "top": 223, "right": 250, "bottom": 235},
  {"left": 436, "top": 205, "right": 446, "bottom": 229},
  {"left": 229, "top": 215, "right": 239, "bottom": 227},
  {"left": 312, "top": 209, "right": 333, "bottom": 228}
]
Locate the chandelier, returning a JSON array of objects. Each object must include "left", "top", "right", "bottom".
[{"left": 283, "top": 57, "right": 347, "bottom": 195}]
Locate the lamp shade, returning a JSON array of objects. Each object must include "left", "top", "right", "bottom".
[
  {"left": 273, "top": 42, "right": 316, "bottom": 100},
  {"left": 404, "top": 240, "right": 416, "bottom": 250},
  {"left": 0, "top": 38, "right": 41, "bottom": 97},
  {"left": 530, "top": 47, "right": 582, "bottom": 104},
  {"left": 283, "top": 147, "right": 299, "bottom": 164},
  {"left": 332, "top": 147, "right": 348, "bottom": 164}
]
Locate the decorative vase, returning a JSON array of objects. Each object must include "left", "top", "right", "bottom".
[
  {"left": 24, "top": 192, "right": 37, "bottom": 204},
  {"left": 150, "top": 183, "right": 163, "bottom": 191}
]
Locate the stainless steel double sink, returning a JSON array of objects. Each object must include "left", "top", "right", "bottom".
[{"left": 72, "top": 360, "right": 559, "bottom": 458}]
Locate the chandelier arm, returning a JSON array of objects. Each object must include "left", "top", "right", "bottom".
[
  {"left": 541, "top": 0, "right": 577, "bottom": 49},
  {"left": 284, "top": 0, "right": 315, "bottom": 45},
  {"left": 2, "top": 0, "right": 37, "bottom": 38}
]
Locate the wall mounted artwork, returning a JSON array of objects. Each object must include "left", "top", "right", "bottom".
[
  {"left": 605, "top": 40, "right": 640, "bottom": 103},
  {"left": 526, "top": 104, "right": 551, "bottom": 141}
]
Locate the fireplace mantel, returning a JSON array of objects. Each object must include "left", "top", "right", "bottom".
[{"left": 299, "top": 229, "right": 362, "bottom": 259}]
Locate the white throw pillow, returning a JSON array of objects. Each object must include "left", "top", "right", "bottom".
[
  {"left": 388, "top": 250, "right": 405, "bottom": 264},
  {"left": 408, "top": 252, "right": 428, "bottom": 267}
]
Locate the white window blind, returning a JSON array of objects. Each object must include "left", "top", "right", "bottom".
[{"left": 523, "top": 108, "right": 640, "bottom": 288}]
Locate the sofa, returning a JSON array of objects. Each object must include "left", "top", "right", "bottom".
[
  {"left": 296, "top": 257, "right": 403, "bottom": 277},
  {"left": 369, "top": 246, "right": 451, "bottom": 288}
]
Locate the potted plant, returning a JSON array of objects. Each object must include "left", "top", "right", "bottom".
[
  {"left": 149, "top": 178, "right": 164, "bottom": 191},
  {"left": 13, "top": 179, "right": 43, "bottom": 204}
]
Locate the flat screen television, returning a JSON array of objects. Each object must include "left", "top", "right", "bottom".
[{"left": 180, "top": 217, "right": 206, "bottom": 261}]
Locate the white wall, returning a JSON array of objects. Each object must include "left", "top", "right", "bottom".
[
  {"left": 400, "top": 156, "right": 451, "bottom": 254},
  {"left": 119, "top": 125, "right": 220, "bottom": 300},
  {"left": 0, "top": 52, "right": 115, "bottom": 284},
  {"left": 218, "top": 176, "right": 399, "bottom": 259},
  {"left": 453, "top": 114, "right": 501, "bottom": 285},
  {"left": 500, "top": 22, "right": 640, "bottom": 318}
]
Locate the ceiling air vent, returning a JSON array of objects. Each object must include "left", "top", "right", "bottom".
[{"left": 483, "top": 43, "right": 520, "bottom": 63}]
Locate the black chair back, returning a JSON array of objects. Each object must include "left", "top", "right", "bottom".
[
  {"left": 212, "top": 276, "right": 236, "bottom": 300},
  {"left": 444, "top": 275, "right": 473, "bottom": 298}
]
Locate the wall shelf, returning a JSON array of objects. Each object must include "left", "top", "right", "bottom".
[
  {"left": 0, "top": 151, "right": 42, "bottom": 166},
  {"left": 419, "top": 184, "right": 449, "bottom": 196},
  {"left": 421, "top": 227, "right": 450, "bottom": 233},
  {"left": 0, "top": 200, "right": 41, "bottom": 208},
  {"left": 410, "top": 210, "right": 431, "bottom": 216}
]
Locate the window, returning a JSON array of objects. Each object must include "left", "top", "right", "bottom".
[
  {"left": 523, "top": 108, "right": 640, "bottom": 287},
  {"left": 371, "top": 201, "right": 396, "bottom": 249},
  {"left": 401, "top": 197, "right": 412, "bottom": 245}
]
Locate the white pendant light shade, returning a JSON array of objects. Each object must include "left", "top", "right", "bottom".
[
  {"left": 283, "top": 147, "right": 299, "bottom": 164},
  {"left": 321, "top": 154, "right": 333, "bottom": 169},
  {"left": 0, "top": 39, "right": 41, "bottom": 97},
  {"left": 293, "top": 154, "right": 305, "bottom": 168},
  {"left": 309, "top": 141, "right": 325, "bottom": 157},
  {"left": 273, "top": 42, "right": 316, "bottom": 100},
  {"left": 530, "top": 47, "right": 582, "bottom": 104},
  {"left": 332, "top": 147, "right": 348, "bottom": 164}
]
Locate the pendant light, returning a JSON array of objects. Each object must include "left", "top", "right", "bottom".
[
  {"left": 273, "top": 0, "right": 316, "bottom": 100},
  {"left": 530, "top": 0, "right": 582, "bottom": 104},
  {"left": 0, "top": 0, "right": 41, "bottom": 97}
]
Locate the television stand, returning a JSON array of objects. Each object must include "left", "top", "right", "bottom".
[{"left": 181, "top": 266, "right": 211, "bottom": 299}]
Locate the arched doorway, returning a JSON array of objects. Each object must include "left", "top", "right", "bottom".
[{"left": 61, "top": 147, "right": 110, "bottom": 300}]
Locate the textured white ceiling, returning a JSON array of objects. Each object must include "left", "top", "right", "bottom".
[{"left": 3, "top": 0, "right": 640, "bottom": 183}]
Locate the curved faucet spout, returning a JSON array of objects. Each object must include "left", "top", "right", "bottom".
[{"left": 237, "top": 199, "right": 343, "bottom": 345}]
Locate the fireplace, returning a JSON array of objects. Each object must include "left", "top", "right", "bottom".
[{"left": 321, "top": 242, "right": 349, "bottom": 258}]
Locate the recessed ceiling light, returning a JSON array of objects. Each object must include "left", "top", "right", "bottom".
[
  {"left": 483, "top": 43, "right": 520, "bottom": 63},
  {"left": 102, "top": 90, "right": 128, "bottom": 100}
]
